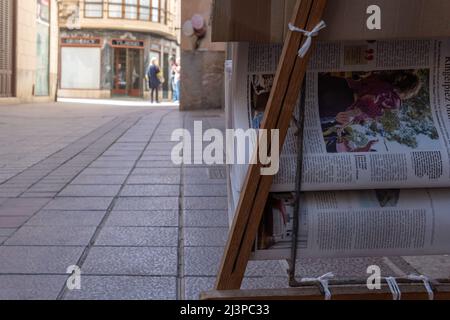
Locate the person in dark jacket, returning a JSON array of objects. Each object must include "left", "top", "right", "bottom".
[{"left": 147, "top": 58, "right": 161, "bottom": 103}]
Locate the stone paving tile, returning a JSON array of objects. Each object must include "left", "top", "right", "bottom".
[
  {"left": 64, "top": 276, "right": 177, "bottom": 300},
  {"left": 44, "top": 197, "right": 113, "bottom": 211},
  {"left": 183, "top": 247, "right": 225, "bottom": 277},
  {"left": 71, "top": 175, "right": 128, "bottom": 185},
  {"left": 114, "top": 197, "right": 179, "bottom": 211},
  {"left": 184, "top": 277, "right": 289, "bottom": 300},
  {"left": 139, "top": 155, "right": 174, "bottom": 161},
  {"left": 183, "top": 197, "right": 228, "bottom": 210},
  {"left": 5, "top": 226, "right": 97, "bottom": 246},
  {"left": 89, "top": 160, "right": 136, "bottom": 168},
  {"left": 40, "top": 177, "right": 73, "bottom": 184},
  {"left": 21, "top": 192, "right": 58, "bottom": 198},
  {"left": 141, "top": 151, "right": 173, "bottom": 157},
  {"left": 145, "top": 143, "right": 178, "bottom": 150},
  {"left": 102, "top": 151, "right": 142, "bottom": 157},
  {"left": 0, "top": 237, "right": 7, "bottom": 244},
  {"left": 184, "top": 228, "right": 229, "bottom": 247},
  {"left": 183, "top": 176, "right": 227, "bottom": 185},
  {"left": 58, "top": 185, "right": 122, "bottom": 197},
  {"left": 148, "top": 136, "right": 173, "bottom": 142},
  {"left": 0, "top": 198, "right": 52, "bottom": 216},
  {"left": 132, "top": 168, "right": 181, "bottom": 176},
  {"left": 135, "top": 160, "right": 181, "bottom": 168},
  {"left": 0, "top": 228, "right": 16, "bottom": 237},
  {"left": 51, "top": 168, "right": 83, "bottom": 176},
  {"left": 0, "top": 246, "right": 84, "bottom": 274},
  {"left": 25, "top": 211, "right": 105, "bottom": 226},
  {"left": 0, "top": 190, "right": 24, "bottom": 197},
  {"left": 106, "top": 147, "right": 145, "bottom": 152},
  {"left": 28, "top": 184, "right": 67, "bottom": 192},
  {"left": 0, "top": 216, "right": 30, "bottom": 228},
  {"left": 183, "top": 247, "right": 286, "bottom": 277},
  {"left": 127, "top": 175, "right": 181, "bottom": 185},
  {"left": 82, "top": 247, "right": 177, "bottom": 276},
  {"left": 105, "top": 211, "right": 178, "bottom": 227},
  {"left": 183, "top": 185, "right": 227, "bottom": 197},
  {"left": 183, "top": 210, "right": 229, "bottom": 227},
  {"left": 120, "top": 185, "right": 180, "bottom": 197},
  {"left": 183, "top": 167, "right": 217, "bottom": 176},
  {"left": 96, "top": 156, "right": 140, "bottom": 162},
  {"left": 0, "top": 275, "right": 68, "bottom": 300},
  {"left": 95, "top": 227, "right": 178, "bottom": 247},
  {"left": 81, "top": 168, "right": 133, "bottom": 176}
]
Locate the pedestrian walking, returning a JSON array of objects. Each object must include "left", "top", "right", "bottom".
[
  {"left": 173, "top": 60, "right": 181, "bottom": 103},
  {"left": 147, "top": 58, "right": 161, "bottom": 103}
]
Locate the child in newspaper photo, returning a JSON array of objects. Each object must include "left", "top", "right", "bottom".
[
  {"left": 318, "top": 69, "right": 440, "bottom": 153},
  {"left": 249, "top": 73, "right": 301, "bottom": 136},
  {"left": 249, "top": 74, "right": 274, "bottom": 129}
]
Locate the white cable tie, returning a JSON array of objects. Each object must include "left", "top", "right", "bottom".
[
  {"left": 407, "top": 274, "right": 434, "bottom": 300},
  {"left": 385, "top": 277, "right": 402, "bottom": 300},
  {"left": 301, "top": 272, "right": 334, "bottom": 300},
  {"left": 288, "top": 21, "right": 327, "bottom": 58}
]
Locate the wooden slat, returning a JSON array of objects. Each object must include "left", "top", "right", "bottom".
[
  {"left": 203, "top": 283, "right": 450, "bottom": 300},
  {"left": 215, "top": 0, "right": 328, "bottom": 291}
]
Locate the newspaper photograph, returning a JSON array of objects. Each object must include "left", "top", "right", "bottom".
[
  {"left": 318, "top": 69, "right": 438, "bottom": 154},
  {"left": 231, "top": 39, "right": 450, "bottom": 192}
]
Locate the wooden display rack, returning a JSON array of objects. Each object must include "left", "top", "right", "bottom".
[{"left": 202, "top": 0, "right": 450, "bottom": 300}]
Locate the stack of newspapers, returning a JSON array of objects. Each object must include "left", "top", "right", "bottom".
[{"left": 225, "top": 39, "right": 450, "bottom": 260}]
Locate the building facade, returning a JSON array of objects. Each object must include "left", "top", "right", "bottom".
[
  {"left": 58, "top": 0, "right": 179, "bottom": 100},
  {"left": 0, "top": 0, "right": 59, "bottom": 104}
]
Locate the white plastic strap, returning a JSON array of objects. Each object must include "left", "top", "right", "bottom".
[
  {"left": 301, "top": 272, "right": 334, "bottom": 300},
  {"left": 385, "top": 277, "right": 402, "bottom": 300},
  {"left": 407, "top": 274, "right": 434, "bottom": 300},
  {"left": 288, "top": 21, "right": 327, "bottom": 58}
]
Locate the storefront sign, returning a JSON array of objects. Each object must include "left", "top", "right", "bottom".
[
  {"left": 111, "top": 39, "right": 145, "bottom": 49},
  {"left": 61, "top": 37, "right": 102, "bottom": 47},
  {"left": 150, "top": 43, "right": 161, "bottom": 51}
]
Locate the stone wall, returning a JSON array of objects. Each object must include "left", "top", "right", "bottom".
[
  {"left": 181, "top": 50, "right": 225, "bottom": 110},
  {"left": 180, "top": 0, "right": 225, "bottom": 110}
]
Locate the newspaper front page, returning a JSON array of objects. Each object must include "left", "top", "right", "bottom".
[{"left": 232, "top": 39, "right": 450, "bottom": 192}]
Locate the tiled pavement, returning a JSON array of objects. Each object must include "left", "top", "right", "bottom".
[{"left": 0, "top": 102, "right": 449, "bottom": 300}]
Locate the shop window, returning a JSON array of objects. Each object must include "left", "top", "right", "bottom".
[
  {"left": 35, "top": 0, "right": 50, "bottom": 96},
  {"left": 124, "top": 0, "right": 138, "bottom": 19},
  {"left": 109, "top": 0, "right": 123, "bottom": 18},
  {"left": 151, "top": 0, "right": 159, "bottom": 22},
  {"left": 139, "top": 0, "right": 150, "bottom": 21},
  {"left": 60, "top": 47, "right": 101, "bottom": 89},
  {"left": 85, "top": 0, "right": 103, "bottom": 18},
  {"left": 106, "top": 0, "right": 167, "bottom": 23}
]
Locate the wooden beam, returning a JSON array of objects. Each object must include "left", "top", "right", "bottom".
[
  {"left": 203, "top": 283, "right": 450, "bottom": 300},
  {"left": 215, "top": 0, "right": 328, "bottom": 291}
]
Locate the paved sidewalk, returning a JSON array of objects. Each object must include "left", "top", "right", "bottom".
[{"left": 0, "top": 102, "right": 448, "bottom": 300}]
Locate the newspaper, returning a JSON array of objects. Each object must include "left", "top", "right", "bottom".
[
  {"left": 253, "top": 188, "right": 450, "bottom": 259},
  {"left": 226, "top": 40, "right": 450, "bottom": 258},
  {"left": 231, "top": 39, "right": 450, "bottom": 192},
  {"left": 224, "top": 58, "right": 238, "bottom": 226}
]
